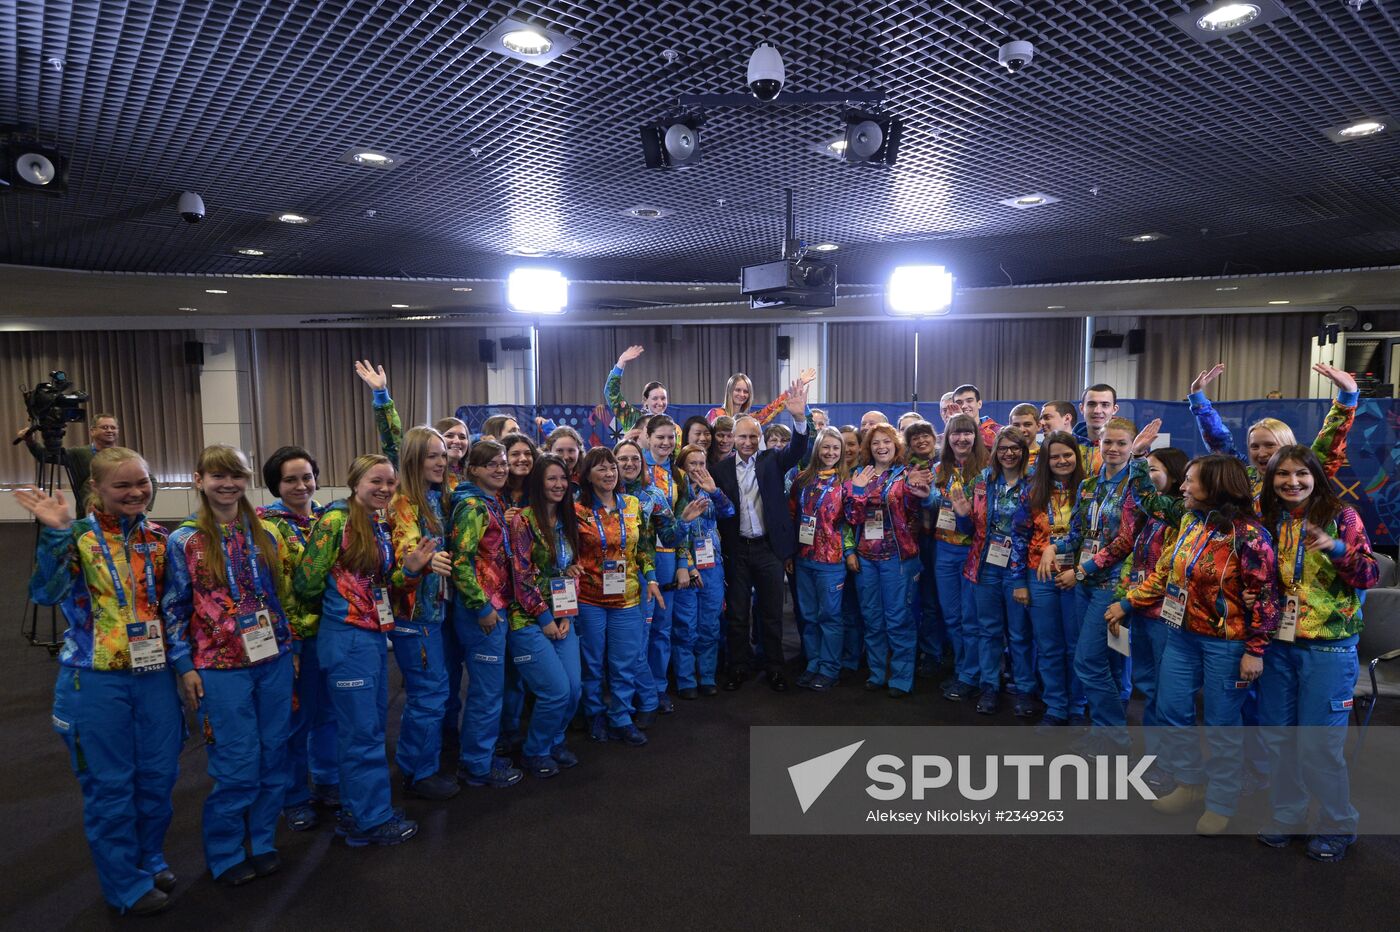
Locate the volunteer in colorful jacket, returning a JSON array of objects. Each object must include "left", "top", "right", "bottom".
[
  {"left": 705, "top": 367, "right": 816, "bottom": 425},
  {"left": 165, "top": 445, "right": 298, "bottom": 883},
  {"left": 951, "top": 427, "right": 1035, "bottom": 716},
  {"left": 1186, "top": 362, "right": 1357, "bottom": 500},
  {"left": 447, "top": 440, "right": 524, "bottom": 788},
  {"left": 355, "top": 359, "right": 469, "bottom": 490},
  {"left": 1011, "top": 432, "right": 1087, "bottom": 728},
  {"left": 671, "top": 444, "right": 734, "bottom": 696},
  {"left": 1256, "top": 446, "right": 1378, "bottom": 862},
  {"left": 384, "top": 428, "right": 461, "bottom": 802},
  {"left": 788, "top": 427, "right": 854, "bottom": 692},
  {"left": 604, "top": 344, "right": 669, "bottom": 437},
  {"left": 1107, "top": 453, "right": 1281, "bottom": 835},
  {"left": 505, "top": 454, "right": 586, "bottom": 777},
  {"left": 258, "top": 446, "right": 337, "bottom": 831},
  {"left": 642, "top": 415, "right": 684, "bottom": 714},
  {"left": 1062, "top": 417, "right": 1141, "bottom": 743},
  {"left": 847, "top": 424, "right": 932, "bottom": 697},
  {"left": 19, "top": 448, "right": 179, "bottom": 916},
  {"left": 903, "top": 419, "right": 944, "bottom": 677},
  {"left": 930, "top": 414, "right": 988, "bottom": 701},
  {"left": 294, "top": 454, "right": 436, "bottom": 847},
  {"left": 575, "top": 446, "right": 657, "bottom": 746}
]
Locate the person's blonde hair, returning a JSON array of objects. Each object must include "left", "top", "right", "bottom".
[
  {"left": 342, "top": 454, "right": 395, "bottom": 576},
  {"left": 83, "top": 446, "right": 150, "bottom": 515},
  {"left": 1103, "top": 416, "right": 1137, "bottom": 437},
  {"left": 398, "top": 427, "right": 445, "bottom": 536},
  {"left": 193, "top": 445, "right": 277, "bottom": 590},
  {"left": 723, "top": 373, "right": 755, "bottom": 416},
  {"left": 1247, "top": 417, "right": 1296, "bottom": 448}
]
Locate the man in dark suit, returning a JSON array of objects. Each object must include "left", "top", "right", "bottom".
[{"left": 713, "top": 381, "right": 809, "bottom": 692}]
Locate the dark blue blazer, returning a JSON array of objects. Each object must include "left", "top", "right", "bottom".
[{"left": 714, "top": 427, "right": 809, "bottom": 562}]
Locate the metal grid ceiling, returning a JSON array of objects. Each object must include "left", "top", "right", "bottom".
[{"left": 2, "top": 0, "right": 1398, "bottom": 287}]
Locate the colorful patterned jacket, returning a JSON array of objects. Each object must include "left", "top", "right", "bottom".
[
  {"left": 789, "top": 471, "right": 854, "bottom": 565},
  {"left": 1124, "top": 513, "right": 1281, "bottom": 656},
  {"left": 448, "top": 482, "right": 513, "bottom": 622},
  {"left": 386, "top": 488, "right": 449, "bottom": 625},
  {"left": 623, "top": 474, "right": 686, "bottom": 569},
  {"left": 1011, "top": 481, "right": 1077, "bottom": 588},
  {"left": 846, "top": 466, "right": 925, "bottom": 561},
  {"left": 645, "top": 450, "right": 680, "bottom": 556},
  {"left": 292, "top": 500, "right": 420, "bottom": 635},
  {"left": 575, "top": 494, "right": 653, "bottom": 607},
  {"left": 31, "top": 513, "right": 170, "bottom": 672},
  {"left": 1064, "top": 463, "right": 1141, "bottom": 589},
  {"left": 677, "top": 484, "right": 735, "bottom": 567},
  {"left": 1189, "top": 390, "right": 1357, "bottom": 499},
  {"left": 372, "top": 387, "right": 463, "bottom": 493},
  {"left": 165, "top": 515, "right": 295, "bottom": 674},
  {"left": 506, "top": 506, "right": 575, "bottom": 631},
  {"left": 259, "top": 499, "right": 322, "bottom": 642},
  {"left": 962, "top": 468, "right": 1030, "bottom": 584},
  {"left": 603, "top": 365, "right": 655, "bottom": 436},
  {"left": 1270, "top": 505, "right": 1378, "bottom": 642},
  {"left": 705, "top": 389, "right": 795, "bottom": 427},
  {"left": 928, "top": 464, "right": 978, "bottom": 547},
  {"left": 1114, "top": 459, "right": 1186, "bottom": 620}
]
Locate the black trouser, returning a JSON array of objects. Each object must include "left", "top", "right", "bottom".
[{"left": 724, "top": 535, "right": 786, "bottom": 675}]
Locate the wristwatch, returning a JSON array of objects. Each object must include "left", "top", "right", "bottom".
[{"left": 1075, "top": 566, "right": 1086, "bottom": 582}]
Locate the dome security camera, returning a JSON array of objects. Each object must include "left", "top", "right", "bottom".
[
  {"left": 747, "top": 42, "right": 785, "bottom": 100},
  {"left": 177, "top": 191, "right": 205, "bottom": 223},
  {"left": 998, "top": 40, "right": 1035, "bottom": 72}
]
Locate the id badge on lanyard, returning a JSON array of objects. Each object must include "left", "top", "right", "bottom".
[
  {"left": 936, "top": 508, "right": 957, "bottom": 532},
  {"left": 550, "top": 577, "right": 579, "bottom": 617},
  {"left": 127, "top": 619, "right": 167, "bottom": 673},
  {"left": 1161, "top": 582, "right": 1187, "bottom": 628},
  {"left": 373, "top": 586, "right": 394, "bottom": 629},
  {"left": 864, "top": 507, "right": 886, "bottom": 541},
  {"left": 603, "top": 560, "right": 627, "bottom": 595},
  {"left": 798, "top": 514, "right": 817, "bottom": 546},
  {"left": 238, "top": 608, "right": 280, "bottom": 663},
  {"left": 1276, "top": 590, "right": 1300, "bottom": 643},
  {"left": 987, "top": 535, "right": 1012, "bottom": 567},
  {"left": 695, "top": 537, "right": 716, "bottom": 569}
]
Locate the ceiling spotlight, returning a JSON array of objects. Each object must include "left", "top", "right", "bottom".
[
  {"left": 1171, "top": 0, "right": 1287, "bottom": 41},
  {"left": 507, "top": 268, "right": 569, "bottom": 315},
  {"left": 274, "top": 212, "right": 315, "bottom": 224},
  {"left": 178, "top": 306, "right": 198, "bottom": 312},
  {"left": 390, "top": 304, "right": 411, "bottom": 309},
  {"left": 1269, "top": 299, "right": 1291, "bottom": 305},
  {"left": 474, "top": 16, "right": 578, "bottom": 65},
  {"left": 827, "top": 139, "right": 847, "bottom": 154},
  {"left": 999, "top": 192, "right": 1060, "bottom": 209},
  {"left": 452, "top": 286, "right": 474, "bottom": 292},
  {"left": 1216, "top": 285, "right": 1239, "bottom": 291},
  {"left": 1123, "top": 232, "right": 1166, "bottom": 243},
  {"left": 625, "top": 206, "right": 673, "bottom": 219},
  {"left": 340, "top": 147, "right": 400, "bottom": 169},
  {"left": 1046, "top": 305, "right": 1066, "bottom": 310},
  {"left": 810, "top": 243, "right": 840, "bottom": 252},
  {"left": 641, "top": 110, "right": 704, "bottom": 169},
  {"left": 205, "top": 289, "right": 228, "bottom": 294},
  {"left": 3, "top": 139, "right": 68, "bottom": 193},
  {"left": 1197, "top": 3, "right": 1260, "bottom": 30},
  {"left": 887, "top": 265, "right": 954, "bottom": 317},
  {"left": 841, "top": 109, "right": 903, "bottom": 166},
  {"left": 1324, "top": 118, "right": 1387, "bottom": 142},
  {"left": 236, "top": 247, "right": 266, "bottom": 256}
]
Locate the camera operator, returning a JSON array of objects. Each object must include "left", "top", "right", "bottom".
[{"left": 15, "top": 413, "right": 122, "bottom": 504}]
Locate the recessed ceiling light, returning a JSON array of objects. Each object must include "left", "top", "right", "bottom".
[
  {"left": 274, "top": 212, "right": 314, "bottom": 225},
  {"left": 1323, "top": 118, "right": 1389, "bottom": 142},
  {"left": 1046, "top": 305, "right": 1065, "bottom": 310},
  {"left": 999, "top": 192, "right": 1060, "bottom": 209},
  {"left": 801, "top": 310, "right": 825, "bottom": 316},
  {"left": 625, "top": 206, "right": 673, "bottom": 220},
  {"left": 1123, "top": 232, "right": 1165, "bottom": 243},
  {"left": 340, "top": 148, "right": 401, "bottom": 170},
  {"left": 1269, "top": 299, "right": 1291, "bottom": 305},
  {"left": 390, "top": 304, "right": 411, "bottom": 309},
  {"left": 205, "top": 289, "right": 228, "bottom": 294},
  {"left": 452, "top": 286, "right": 474, "bottom": 293},
  {"left": 510, "top": 247, "right": 549, "bottom": 257},
  {"left": 810, "top": 243, "right": 840, "bottom": 252},
  {"left": 236, "top": 248, "right": 265, "bottom": 256},
  {"left": 474, "top": 17, "right": 578, "bottom": 65},
  {"left": 178, "top": 306, "right": 198, "bottom": 312},
  {"left": 1197, "top": 3, "right": 1260, "bottom": 31},
  {"left": 686, "top": 286, "right": 708, "bottom": 292},
  {"left": 1216, "top": 285, "right": 1239, "bottom": 292}
]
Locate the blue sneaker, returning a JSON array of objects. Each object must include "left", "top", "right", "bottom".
[
  {"left": 1257, "top": 827, "right": 1305, "bottom": 849},
  {"left": 345, "top": 815, "right": 419, "bottom": 848},
  {"left": 607, "top": 723, "right": 648, "bottom": 746},
  {"left": 284, "top": 802, "right": 318, "bottom": 831},
  {"left": 311, "top": 782, "right": 340, "bottom": 807},
  {"left": 551, "top": 743, "right": 580, "bottom": 769},
  {"left": 336, "top": 806, "right": 402, "bottom": 838},
  {"left": 459, "top": 761, "right": 523, "bottom": 788},
  {"left": 587, "top": 713, "right": 609, "bottom": 743},
  {"left": 524, "top": 754, "right": 560, "bottom": 778},
  {"left": 809, "top": 674, "right": 835, "bottom": 692},
  {"left": 943, "top": 681, "right": 977, "bottom": 701},
  {"left": 1307, "top": 834, "right": 1356, "bottom": 862}
]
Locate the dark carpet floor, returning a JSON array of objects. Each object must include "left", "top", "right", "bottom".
[{"left": 2, "top": 520, "right": 1398, "bottom": 930}]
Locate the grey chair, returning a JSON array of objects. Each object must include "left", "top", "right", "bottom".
[
  {"left": 1373, "top": 552, "right": 1397, "bottom": 588},
  {"left": 1355, "top": 588, "right": 1400, "bottom": 729}
]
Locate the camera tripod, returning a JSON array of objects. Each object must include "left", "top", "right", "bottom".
[{"left": 20, "top": 436, "right": 78, "bottom": 656}]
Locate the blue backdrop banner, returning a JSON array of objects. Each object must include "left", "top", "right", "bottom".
[{"left": 457, "top": 398, "right": 1399, "bottom": 546}]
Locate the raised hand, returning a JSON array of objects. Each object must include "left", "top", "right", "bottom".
[
  {"left": 949, "top": 483, "right": 971, "bottom": 517},
  {"left": 1132, "top": 418, "right": 1162, "bottom": 457},
  {"left": 1313, "top": 362, "right": 1358, "bottom": 395},
  {"left": 354, "top": 359, "right": 388, "bottom": 391},
  {"left": 617, "top": 344, "right": 645, "bottom": 367},
  {"left": 13, "top": 487, "right": 73, "bottom": 529},
  {"left": 1190, "top": 363, "right": 1225, "bottom": 396},
  {"left": 405, "top": 537, "right": 437, "bottom": 574},
  {"left": 691, "top": 466, "right": 717, "bottom": 492},
  {"left": 1304, "top": 525, "right": 1338, "bottom": 553},
  {"left": 797, "top": 367, "right": 817, "bottom": 386},
  {"left": 851, "top": 465, "right": 878, "bottom": 489},
  {"left": 784, "top": 378, "right": 809, "bottom": 417},
  {"left": 681, "top": 498, "right": 709, "bottom": 522}
]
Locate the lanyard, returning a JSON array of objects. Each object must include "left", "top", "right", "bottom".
[
  {"left": 876, "top": 466, "right": 905, "bottom": 508},
  {"left": 554, "top": 518, "right": 573, "bottom": 573},
  {"left": 801, "top": 474, "right": 838, "bottom": 517},
  {"left": 1167, "top": 519, "right": 1215, "bottom": 586},
  {"left": 223, "top": 520, "right": 264, "bottom": 605},
  {"left": 481, "top": 494, "right": 513, "bottom": 560},
  {"left": 1277, "top": 517, "right": 1308, "bottom": 589},
  {"left": 91, "top": 515, "right": 157, "bottom": 613},
  {"left": 990, "top": 475, "right": 1020, "bottom": 535},
  {"left": 1049, "top": 484, "right": 1072, "bottom": 536},
  {"left": 1092, "top": 466, "right": 1131, "bottom": 531},
  {"left": 592, "top": 501, "right": 627, "bottom": 559}
]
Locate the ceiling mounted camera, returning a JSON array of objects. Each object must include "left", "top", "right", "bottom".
[
  {"left": 177, "top": 191, "right": 205, "bottom": 223},
  {"left": 747, "top": 42, "right": 785, "bottom": 100},
  {"left": 997, "top": 40, "right": 1035, "bottom": 72}
]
